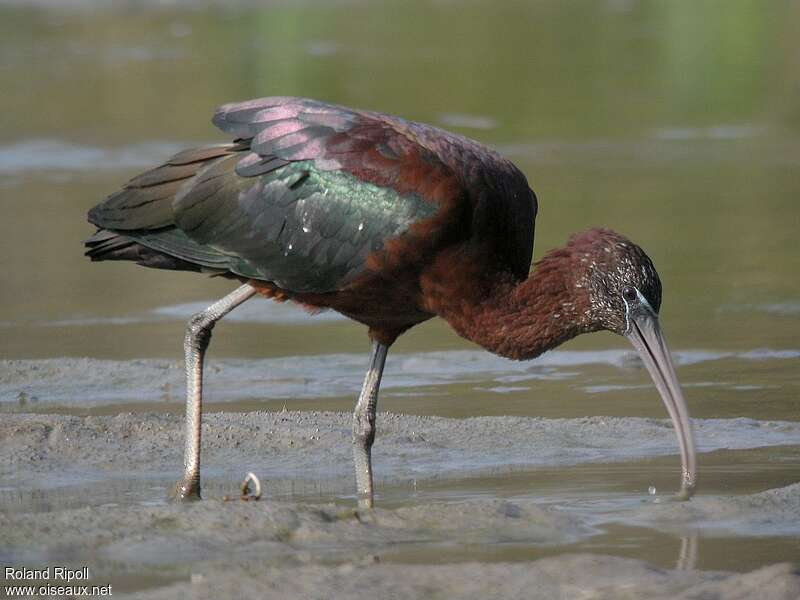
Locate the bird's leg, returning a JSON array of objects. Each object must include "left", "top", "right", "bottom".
[
  {"left": 352, "top": 340, "right": 389, "bottom": 509},
  {"left": 174, "top": 284, "right": 257, "bottom": 500}
]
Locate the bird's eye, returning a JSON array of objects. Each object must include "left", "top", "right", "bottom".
[{"left": 622, "top": 286, "right": 637, "bottom": 302}]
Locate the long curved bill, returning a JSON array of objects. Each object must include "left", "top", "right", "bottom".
[{"left": 625, "top": 310, "right": 697, "bottom": 499}]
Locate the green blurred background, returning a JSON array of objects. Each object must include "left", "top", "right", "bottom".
[{"left": 1, "top": 0, "right": 798, "bottom": 363}]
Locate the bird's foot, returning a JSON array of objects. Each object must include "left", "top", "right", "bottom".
[
  {"left": 356, "top": 489, "right": 374, "bottom": 510},
  {"left": 171, "top": 477, "right": 201, "bottom": 501}
]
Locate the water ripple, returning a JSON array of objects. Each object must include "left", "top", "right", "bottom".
[
  {"left": 1, "top": 348, "right": 797, "bottom": 408},
  {"left": 0, "top": 139, "right": 190, "bottom": 174}
]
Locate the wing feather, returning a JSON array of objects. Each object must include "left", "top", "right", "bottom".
[{"left": 88, "top": 97, "right": 536, "bottom": 291}]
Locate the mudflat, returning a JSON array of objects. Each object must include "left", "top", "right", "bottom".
[{"left": 2, "top": 409, "right": 799, "bottom": 598}]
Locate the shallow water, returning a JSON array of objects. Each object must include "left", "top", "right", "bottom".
[
  {"left": 0, "top": 0, "right": 799, "bottom": 594},
  {"left": 2, "top": 349, "right": 800, "bottom": 425},
  {"left": 1, "top": 410, "right": 799, "bottom": 576}
]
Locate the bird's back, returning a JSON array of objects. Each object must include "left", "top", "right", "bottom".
[{"left": 86, "top": 97, "right": 537, "bottom": 299}]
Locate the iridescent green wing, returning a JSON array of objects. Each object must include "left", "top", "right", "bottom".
[
  {"left": 171, "top": 154, "right": 439, "bottom": 291},
  {"left": 167, "top": 97, "right": 459, "bottom": 291}
]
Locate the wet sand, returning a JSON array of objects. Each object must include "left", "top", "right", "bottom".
[
  {"left": 131, "top": 556, "right": 799, "bottom": 600},
  {"left": 3, "top": 0, "right": 800, "bottom": 596},
  {"left": 3, "top": 409, "right": 800, "bottom": 489},
  {"left": 2, "top": 410, "right": 799, "bottom": 598}
]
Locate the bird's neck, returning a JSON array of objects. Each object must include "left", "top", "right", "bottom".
[{"left": 440, "top": 249, "right": 594, "bottom": 360}]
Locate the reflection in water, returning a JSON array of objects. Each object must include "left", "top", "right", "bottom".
[
  {"left": 677, "top": 533, "right": 699, "bottom": 571},
  {"left": 3, "top": 461, "right": 798, "bottom": 574}
]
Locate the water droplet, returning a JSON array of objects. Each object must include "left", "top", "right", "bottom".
[
  {"left": 288, "top": 244, "right": 293, "bottom": 251},
  {"left": 648, "top": 485, "right": 657, "bottom": 495},
  {"left": 358, "top": 222, "right": 364, "bottom": 231}
]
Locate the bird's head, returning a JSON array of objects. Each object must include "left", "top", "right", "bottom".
[
  {"left": 572, "top": 230, "right": 662, "bottom": 335},
  {"left": 566, "top": 229, "right": 696, "bottom": 498}
]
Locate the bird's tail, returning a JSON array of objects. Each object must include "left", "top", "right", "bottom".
[
  {"left": 84, "top": 143, "right": 248, "bottom": 273},
  {"left": 84, "top": 229, "right": 137, "bottom": 261},
  {"left": 84, "top": 229, "right": 205, "bottom": 272}
]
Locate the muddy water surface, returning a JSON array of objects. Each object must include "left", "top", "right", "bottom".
[{"left": 1, "top": 1, "right": 799, "bottom": 597}]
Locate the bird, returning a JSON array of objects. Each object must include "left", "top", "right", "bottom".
[{"left": 85, "top": 96, "right": 696, "bottom": 507}]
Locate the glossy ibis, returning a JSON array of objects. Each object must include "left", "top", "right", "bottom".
[{"left": 85, "top": 97, "right": 696, "bottom": 506}]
